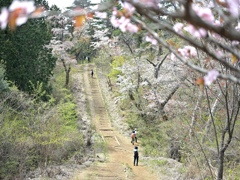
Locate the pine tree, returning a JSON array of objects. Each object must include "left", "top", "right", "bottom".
[{"left": 0, "top": 0, "right": 57, "bottom": 97}]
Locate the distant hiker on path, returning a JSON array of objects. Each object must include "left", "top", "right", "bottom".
[
  {"left": 134, "top": 128, "right": 137, "bottom": 143},
  {"left": 131, "top": 130, "right": 135, "bottom": 145},
  {"left": 90, "top": 69, "right": 94, "bottom": 78},
  {"left": 133, "top": 146, "right": 139, "bottom": 166}
]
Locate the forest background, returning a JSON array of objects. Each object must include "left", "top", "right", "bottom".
[{"left": 0, "top": 0, "right": 240, "bottom": 179}]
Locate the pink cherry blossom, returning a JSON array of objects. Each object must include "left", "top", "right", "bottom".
[
  {"left": 123, "top": 2, "right": 135, "bottom": 16},
  {"left": 0, "top": 8, "right": 9, "bottom": 29},
  {"left": 110, "top": 15, "right": 138, "bottom": 33},
  {"left": 110, "top": 16, "right": 119, "bottom": 28},
  {"left": 145, "top": 35, "right": 158, "bottom": 45},
  {"left": 204, "top": 69, "right": 219, "bottom": 85},
  {"left": 126, "top": 23, "right": 138, "bottom": 33},
  {"left": 119, "top": 17, "right": 130, "bottom": 32},
  {"left": 226, "top": 0, "right": 240, "bottom": 17},
  {"left": 214, "top": 20, "right": 221, "bottom": 26},
  {"left": 110, "top": 6, "right": 138, "bottom": 33},
  {"left": 178, "top": 46, "right": 197, "bottom": 58},
  {"left": 197, "top": 28, "right": 207, "bottom": 37},
  {"left": 9, "top": 0, "right": 36, "bottom": 26},
  {"left": 178, "top": 48, "right": 188, "bottom": 57},
  {"left": 170, "top": 53, "right": 177, "bottom": 61},
  {"left": 185, "top": 46, "right": 197, "bottom": 57},
  {"left": 9, "top": 1, "right": 35, "bottom": 14},
  {"left": 192, "top": 4, "right": 215, "bottom": 23},
  {"left": 184, "top": 24, "right": 207, "bottom": 38},
  {"left": 173, "top": 22, "right": 184, "bottom": 34},
  {"left": 112, "top": 7, "right": 118, "bottom": 16},
  {"left": 208, "top": 1, "right": 214, "bottom": 8}
]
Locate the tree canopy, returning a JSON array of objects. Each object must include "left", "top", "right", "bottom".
[{"left": 0, "top": 0, "right": 56, "bottom": 96}]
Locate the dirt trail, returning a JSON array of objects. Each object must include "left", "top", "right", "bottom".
[{"left": 74, "top": 64, "right": 158, "bottom": 180}]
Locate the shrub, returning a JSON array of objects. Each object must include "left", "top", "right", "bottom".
[{"left": 107, "top": 56, "right": 125, "bottom": 79}]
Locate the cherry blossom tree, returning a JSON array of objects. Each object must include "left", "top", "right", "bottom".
[{"left": 100, "top": 1, "right": 239, "bottom": 179}]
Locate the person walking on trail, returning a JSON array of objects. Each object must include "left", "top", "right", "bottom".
[
  {"left": 134, "top": 128, "right": 138, "bottom": 143},
  {"left": 90, "top": 69, "right": 94, "bottom": 78},
  {"left": 133, "top": 146, "right": 139, "bottom": 166},
  {"left": 131, "top": 130, "right": 135, "bottom": 145}
]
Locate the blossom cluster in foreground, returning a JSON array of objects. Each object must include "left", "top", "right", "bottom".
[
  {"left": 110, "top": 2, "right": 139, "bottom": 33},
  {"left": 0, "top": 0, "right": 40, "bottom": 30}
]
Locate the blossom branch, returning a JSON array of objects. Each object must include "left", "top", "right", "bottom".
[{"left": 132, "top": 16, "right": 240, "bottom": 85}]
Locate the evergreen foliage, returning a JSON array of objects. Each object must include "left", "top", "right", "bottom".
[
  {"left": 70, "top": 37, "right": 93, "bottom": 63},
  {"left": 0, "top": 65, "right": 9, "bottom": 93},
  {"left": 0, "top": 0, "right": 57, "bottom": 97}
]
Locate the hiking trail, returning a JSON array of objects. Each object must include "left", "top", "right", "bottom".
[{"left": 73, "top": 64, "right": 158, "bottom": 180}]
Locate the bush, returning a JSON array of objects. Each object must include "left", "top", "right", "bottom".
[
  {"left": 0, "top": 87, "right": 84, "bottom": 179},
  {"left": 107, "top": 56, "right": 125, "bottom": 79}
]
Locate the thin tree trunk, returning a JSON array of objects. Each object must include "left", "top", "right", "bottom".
[
  {"left": 65, "top": 66, "right": 71, "bottom": 87},
  {"left": 161, "top": 74, "right": 187, "bottom": 108},
  {"left": 144, "top": 74, "right": 187, "bottom": 119},
  {"left": 217, "top": 149, "right": 225, "bottom": 179},
  {"left": 61, "top": 58, "right": 71, "bottom": 87},
  {"left": 216, "top": 83, "right": 240, "bottom": 179},
  {"left": 201, "top": 92, "right": 221, "bottom": 143},
  {"left": 146, "top": 52, "right": 169, "bottom": 79},
  {"left": 189, "top": 92, "right": 203, "bottom": 138}
]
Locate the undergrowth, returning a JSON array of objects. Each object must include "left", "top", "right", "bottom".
[{"left": 0, "top": 65, "right": 85, "bottom": 179}]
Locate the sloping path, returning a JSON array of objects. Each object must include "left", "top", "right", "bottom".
[{"left": 74, "top": 64, "right": 158, "bottom": 180}]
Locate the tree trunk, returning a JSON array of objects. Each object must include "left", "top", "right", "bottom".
[
  {"left": 202, "top": 92, "right": 221, "bottom": 143},
  {"left": 65, "top": 66, "right": 71, "bottom": 87},
  {"left": 146, "top": 52, "right": 169, "bottom": 79},
  {"left": 217, "top": 150, "right": 225, "bottom": 180},
  {"left": 154, "top": 53, "right": 169, "bottom": 79},
  {"left": 189, "top": 92, "right": 203, "bottom": 138},
  {"left": 61, "top": 58, "right": 71, "bottom": 87}
]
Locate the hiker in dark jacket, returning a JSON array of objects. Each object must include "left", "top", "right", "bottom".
[
  {"left": 133, "top": 146, "right": 139, "bottom": 166},
  {"left": 90, "top": 69, "right": 94, "bottom": 78}
]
